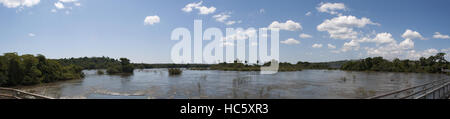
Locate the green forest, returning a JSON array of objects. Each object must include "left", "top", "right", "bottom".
[
  {"left": 341, "top": 53, "right": 450, "bottom": 73},
  {"left": 58, "top": 57, "right": 135, "bottom": 74},
  {"left": 0, "top": 53, "right": 84, "bottom": 87}
]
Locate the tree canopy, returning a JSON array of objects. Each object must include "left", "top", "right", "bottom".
[
  {"left": 341, "top": 53, "right": 450, "bottom": 73},
  {"left": 0, "top": 53, "right": 84, "bottom": 87}
]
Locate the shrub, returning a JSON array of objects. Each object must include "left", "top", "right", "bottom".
[{"left": 168, "top": 68, "right": 182, "bottom": 75}]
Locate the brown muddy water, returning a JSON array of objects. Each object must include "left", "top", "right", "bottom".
[{"left": 17, "top": 69, "right": 450, "bottom": 99}]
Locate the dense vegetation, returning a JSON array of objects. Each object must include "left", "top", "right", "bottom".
[
  {"left": 58, "top": 57, "right": 134, "bottom": 75},
  {"left": 168, "top": 68, "right": 182, "bottom": 75},
  {"left": 0, "top": 53, "right": 84, "bottom": 87},
  {"left": 106, "top": 58, "right": 135, "bottom": 74},
  {"left": 205, "top": 60, "right": 342, "bottom": 71},
  {"left": 341, "top": 53, "right": 450, "bottom": 73},
  {"left": 134, "top": 63, "right": 210, "bottom": 69},
  {"left": 57, "top": 57, "right": 121, "bottom": 69}
]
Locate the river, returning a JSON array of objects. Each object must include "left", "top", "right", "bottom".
[{"left": 17, "top": 69, "right": 450, "bottom": 99}]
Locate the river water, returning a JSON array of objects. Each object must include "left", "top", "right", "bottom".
[{"left": 18, "top": 69, "right": 450, "bottom": 99}]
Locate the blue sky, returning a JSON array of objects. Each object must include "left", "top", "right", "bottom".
[{"left": 1, "top": 0, "right": 450, "bottom": 63}]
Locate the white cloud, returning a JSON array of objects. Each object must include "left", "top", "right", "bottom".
[
  {"left": 0, "top": 0, "right": 40, "bottom": 8},
  {"left": 268, "top": 20, "right": 302, "bottom": 31},
  {"left": 181, "top": 1, "right": 216, "bottom": 15},
  {"left": 222, "top": 29, "right": 257, "bottom": 41},
  {"left": 433, "top": 32, "right": 450, "bottom": 39},
  {"left": 407, "top": 49, "right": 439, "bottom": 60},
  {"left": 359, "top": 32, "right": 396, "bottom": 44},
  {"left": 28, "top": 33, "right": 35, "bottom": 37},
  {"left": 312, "top": 44, "right": 323, "bottom": 48},
  {"left": 54, "top": 2, "right": 64, "bottom": 9},
  {"left": 402, "top": 29, "right": 424, "bottom": 40},
  {"left": 305, "top": 11, "right": 312, "bottom": 16},
  {"left": 52, "top": 0, "right": 81, "bottom": 13},
  {"left": 212, "top": 12, "right": 230, "bottom": 22},
  {"left": 225, "top": 21, "right": 236, "bottom": 25},
  {"left": 364, "top": 32, "right": 416, "bottom": 59},
  {"left": 342, "top": 40, "right": 360, "bottom": 52},
  {"left": 281, "top": 38, "right": 300, "bottom": 45},
  {"left": 144, "top": 15, "right": 160, "bottom": 25},
  {"left": 299, "top": 33, "right": 312, "bottom": 39},
  {"left": 317, "top": 15, "right": 377, "bottom": 40},
  {"left": 327, "top": 44, "right": 336, "bottom": 49},
  {"left": 399, "top": 38, "right": 414, "bottom": 49},
  {"left": 316, "top": 2, "right": 346, "bottom": 15}
]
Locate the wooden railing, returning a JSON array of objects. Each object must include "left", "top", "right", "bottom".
[
  {"left": 0, "top": 87, "right": 53, "bottom": 99},
  {"left": 368, "top": 79, "right": 450, "bottom": 99}
]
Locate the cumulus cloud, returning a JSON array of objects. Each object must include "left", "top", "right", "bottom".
[
  {"left": 407, "top": 49, "right": 439, "bottom": 60},
  {"left": 182, "top": 1, "right": 216, "bottom": 15},
  {"left": 281, "top": 38, "right": 300, "bottom": 45},
  {"left": 327, "top": 44, "right": 336, "bottom": 49},
  {"left": 363, "top": 32, "right": 417, "bottom": 59},
  {"left": 54, "top": 2, "right": 64, "bottom": 9},
  {"left": 316, "top": 2, "right": 346, "bottom": 15},
  {"left": 312, "top": 44, "right": 323, "bottom": 48},
  {"left": 222, "top": 28, "right": 257, "bottom": 41},
  {"left": 52, "top": 0, "right": 81, "bottom": 13},
  {"left": 0, "top": 0, "right": 40, "bottom": 8},
  {"left": 317, "top": 15, "right": 377, "bottom": 40},
  {"left": 402, "top": 29, "right": 425, "bottom": 40},
  {"left": 299, "top": 33, "right": 312, "bottom": 39},
  {"left": 268, "top": 20, "right": 302, "bottom": 31},
  {"left": 433, "top": 32, "right": 450, "bottom": 39},
  {"left": 359, "top": 32, "right": 396, "bottom": 45},
  {"left": 342, "top": 40, "right": 360, "bottom": 52},
  {"left": 144, "top": 15, "right": 160, "bottom": 25}
]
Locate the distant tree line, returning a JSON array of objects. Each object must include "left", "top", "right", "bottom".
[
  {"left": 134, "top": 63, "right": 211, "bottom": 69},
  {"left": 106, "top": 58, "right": 134, "bottom": 74},
  {"left": 205, "top": 60, "right": 341, "bottom": 71},
  {"left": 57, "top": 56, "right": 121, "bottom": 69},
  {"left": 0, "top": 53, "right": 84, "bottom": 87},
  {"left": 341, "top": 53, "right": 450, "bottom": 73},
  {"left": 57, "top": 57, "right": 135, "bottom": 75}
]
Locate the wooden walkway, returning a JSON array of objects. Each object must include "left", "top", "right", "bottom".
[
  {"left": 0, "top": 87, "right": 53, "bottom": 99},
  {"left": 368, "top": 79, "right": 450, "bottom": 99}
]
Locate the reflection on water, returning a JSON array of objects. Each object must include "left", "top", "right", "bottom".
[{"left": 18, "top": 69, "right": 450, "bottom": 99}]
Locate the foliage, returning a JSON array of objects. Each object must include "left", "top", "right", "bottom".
[
  {"left": 168, "top": 68, "right": 182, "bottom": 75},
  {"left": 341, "top": 53, "right": 449, "bottom": 73},
  {"left": 0, "top": 53, "right": 84, "bottom": 87},
  {"left": 57, "top": 56, "right": 121, "bottom": 69},
  {"left": 134, "top": 63, "right": 210, "bottom": 69},
  {"left": 106, "top": 58, "right": 135, "bottom": 74}
]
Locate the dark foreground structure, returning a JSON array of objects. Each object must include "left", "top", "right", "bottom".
[{"left": 0, "top": 87, "right": 53, "bottom": 99}]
